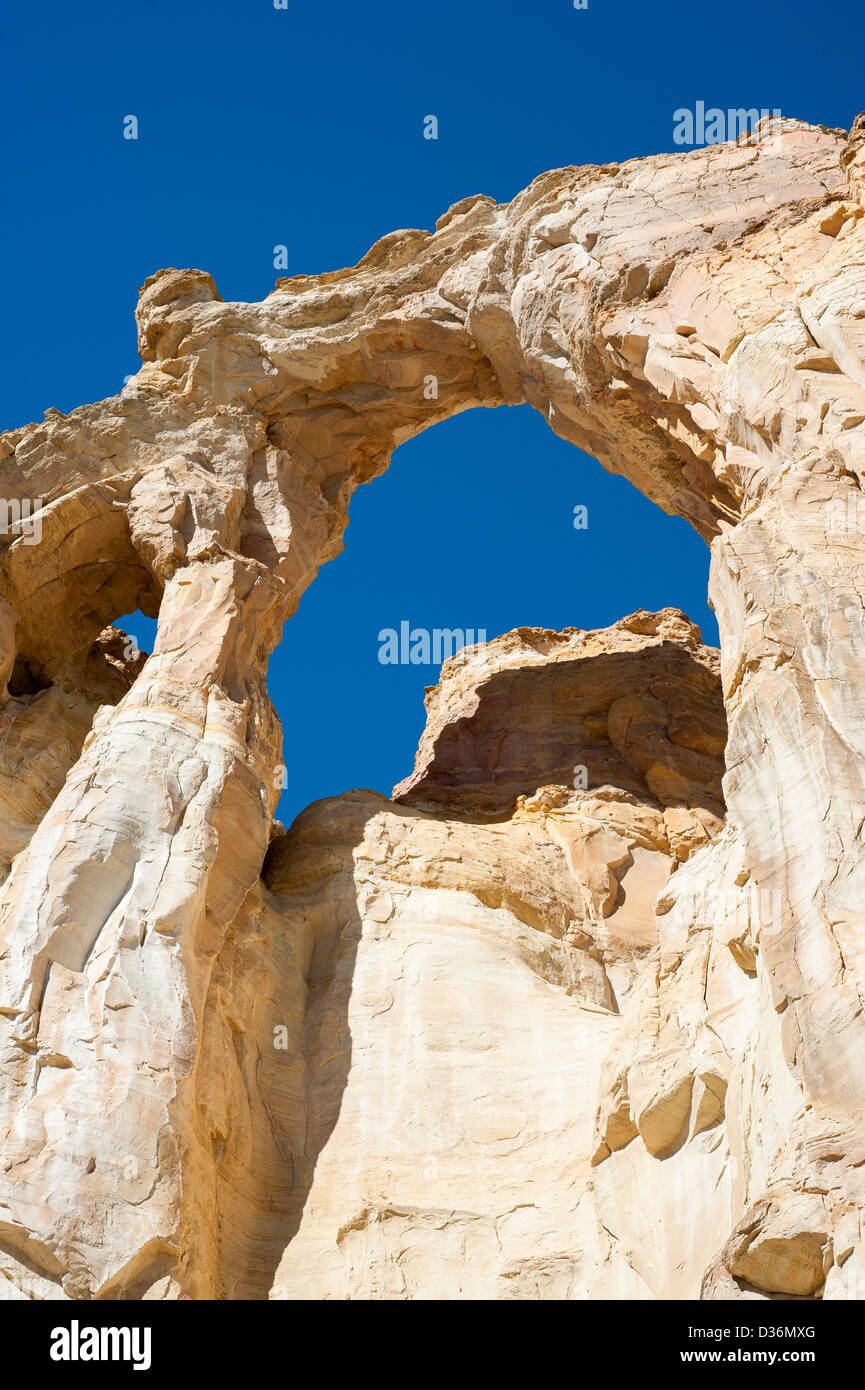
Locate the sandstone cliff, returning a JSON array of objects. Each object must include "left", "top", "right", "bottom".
[{"left": 1, "top": 114, "right": 865, "bottom": 1299}]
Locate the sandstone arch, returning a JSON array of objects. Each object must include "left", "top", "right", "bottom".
[{"left": 1, "top": 114, "right": 864, "bottom": 1298}]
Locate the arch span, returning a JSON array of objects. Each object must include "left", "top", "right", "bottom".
[{"left": 0, "top": 114, "right": 864, "bottom": 1297}]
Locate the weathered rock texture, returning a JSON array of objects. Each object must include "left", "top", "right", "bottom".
[{"left": 2, "top": 113, "right": 865, "bottom": 1299}]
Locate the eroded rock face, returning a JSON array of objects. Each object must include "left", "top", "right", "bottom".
[
  {"left": 1, "top": 114, "right": 865, "bottom": 1298},
  {"left": 263, "top": 611, "right": 730, "bottom": 1299}
]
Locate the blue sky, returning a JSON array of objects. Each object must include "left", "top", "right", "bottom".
[{"left": 4, "top": 0, "right": 862, "bottom": 825}]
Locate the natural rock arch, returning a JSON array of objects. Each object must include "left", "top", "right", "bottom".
[{"left": 0, "top": 114, "right": 864, "bottom": 1298}]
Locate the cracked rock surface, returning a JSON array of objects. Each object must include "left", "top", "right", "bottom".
[{"left": 1, "top": 114, "right": 865, "bottom": 1298}]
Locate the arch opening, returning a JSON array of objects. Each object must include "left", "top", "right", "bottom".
[{"left": 269, "top": 402, "right": 719, "bottom": 829}]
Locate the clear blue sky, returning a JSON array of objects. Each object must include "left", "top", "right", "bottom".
[{"left": 4, "top": 0, "right": 862, "bottom": 825}]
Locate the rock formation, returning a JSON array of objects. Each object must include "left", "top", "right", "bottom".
[{"left": 1, "top": 113, "right": 865, "bottom": 1299}]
